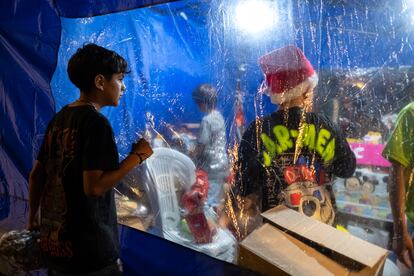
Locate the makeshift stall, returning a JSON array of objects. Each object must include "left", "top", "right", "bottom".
[{"left": 1, "top": 0, "right": 414, "bottom": 275}]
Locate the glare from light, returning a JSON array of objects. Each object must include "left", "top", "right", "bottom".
[
  {"left": 354, "top": 81, "right": 365, "bottom": 89},
  {"left": 234, "top": 1, "right": 278, "bottom": 35},
  {"left": 404, "top": 0, "right": 414, "bottom": 15}
]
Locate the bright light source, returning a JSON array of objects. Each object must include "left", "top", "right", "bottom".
[{"left": 234, "top": 0, "right": 278, "bottom": 35}]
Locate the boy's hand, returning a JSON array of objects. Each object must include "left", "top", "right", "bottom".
[{"left": 130, "top": 138, "right": 153, "bottom": 163}]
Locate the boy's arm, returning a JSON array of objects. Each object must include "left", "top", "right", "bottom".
[
  {"left": 390, "top": 161, "right": 414, "bottom": 268},
  {"left": 28, "top": 161, "right": 46, "bottom": 230},
  {"left": 83, "top": 138, "right": 153, "bottom": 197}
]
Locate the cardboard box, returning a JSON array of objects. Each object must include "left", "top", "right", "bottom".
[{"left": 238, "top": 206, "right": 388, "bottom": 276}]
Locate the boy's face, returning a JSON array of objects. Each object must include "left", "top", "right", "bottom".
[{"left": 101, "top": 72, "right": 126, "bottom": 106}]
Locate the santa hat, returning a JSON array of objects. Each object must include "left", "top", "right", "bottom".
[{"left": 258, "top": 45, "right": 318, "bottom": 104}]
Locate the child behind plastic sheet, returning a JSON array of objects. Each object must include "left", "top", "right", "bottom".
[
  {"left": 27, "top": 43, "right": 153, "bottom": 275},
  {"left": 229, "top": 45, "right": 356, "bottom": 239},
  {"left": 191, "top": 84, "right": 229, "bottom": 213}
]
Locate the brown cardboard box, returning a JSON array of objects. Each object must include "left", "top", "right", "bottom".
[{"left": 238, "top": 206, "right": 388, "bottom": 276}]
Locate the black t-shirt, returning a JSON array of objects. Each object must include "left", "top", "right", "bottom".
[
  {"left": 37, "top": 105, "right": 120, "bottom": 273},
  {"left": 235, "top": 107, "right": 356, "bottom": 212}
]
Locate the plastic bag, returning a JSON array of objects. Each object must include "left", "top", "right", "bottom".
[{"left": 0, "top": 230, "right": 45, "bottom": 271}]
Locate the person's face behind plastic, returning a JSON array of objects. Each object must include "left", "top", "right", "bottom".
[
  {"left": 100, "top": 72, "right": 126, "bottom": 106},
  {"left": 196, "top": 101, "right": 208, "bottom": 113}
]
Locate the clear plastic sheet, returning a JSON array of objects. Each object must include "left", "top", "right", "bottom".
[
  {"left": 2, "top": 0, "right": 414, "bottom": 273},
  {"left": 48, "top": 0, "right": 414, "bottom": 268}
]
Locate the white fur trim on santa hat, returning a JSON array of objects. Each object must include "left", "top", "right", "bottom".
[{"left": 268, "top": 73, "right": 318, "bottom": 104}]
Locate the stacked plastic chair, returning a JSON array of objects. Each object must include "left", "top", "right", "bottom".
[{"left": 133, "top": 147, "right": 237, "bottom": 263}]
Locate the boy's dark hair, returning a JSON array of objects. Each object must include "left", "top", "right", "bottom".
[
  {"left": 192, "top": 83, "right": 217, "bottom": 109},
  {"left": 67, "top": 43, "right": 130, "bottom": 92}
]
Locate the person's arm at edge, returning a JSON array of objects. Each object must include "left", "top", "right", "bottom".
[
  {"left": 390, "top": 161, "right": 414, "bottom": 268},
  {"left": 28, "top": 160, "right": 46, "bottom": 230}
]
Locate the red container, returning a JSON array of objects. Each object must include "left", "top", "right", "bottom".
[{"left": 184, "top": 212, "right": 214, "bottom": 244}]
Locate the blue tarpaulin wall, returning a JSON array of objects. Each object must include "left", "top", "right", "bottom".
[{"left": 1, "top": 0, "right": 414, "bottom": 274}]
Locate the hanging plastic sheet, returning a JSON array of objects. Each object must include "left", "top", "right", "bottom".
[{"left": 0, "top": 0, "right": 60, "bottom": 200}]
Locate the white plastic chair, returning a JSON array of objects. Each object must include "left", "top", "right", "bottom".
[
  {"left": 145, "top": 148, "right": 195, "bottom": 230},
  {"left": 129, "top": 147, "right": 237, "bottom": 263}
]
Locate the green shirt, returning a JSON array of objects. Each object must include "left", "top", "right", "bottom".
[{"left": 382, "top": 102, "right": 414, "bottom": 224}]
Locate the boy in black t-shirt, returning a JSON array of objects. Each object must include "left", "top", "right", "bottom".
[
  {"left": 230, "top": 46, "right": 355, "bottom": 237},
  {"left": 27, "top": 43, "right": 153, "bottom": 274}
]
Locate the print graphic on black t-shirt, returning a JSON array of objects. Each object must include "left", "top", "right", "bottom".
[
  {"left": 260, "top": 123, "right": 335, "bottom": 167},
  {"left": 40, "top": 126, "right": 77, "bottom": 258},
  {"left": 262, "top": 150, "right": 335, "bottom": 224},
  {"left": 37, "top": 106, "right": 120, "bottom": 273},
  {"left": 236, "top": 107, "right": 355, "bottom": 225}
]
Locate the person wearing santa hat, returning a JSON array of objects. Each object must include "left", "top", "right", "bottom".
[{"left": 231, "top": 45, "right": 356, "bottom": 231}]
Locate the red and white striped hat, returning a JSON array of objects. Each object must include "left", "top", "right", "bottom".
[{"left": 258, "top": 45, "right": 318, "bottom": 104}]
